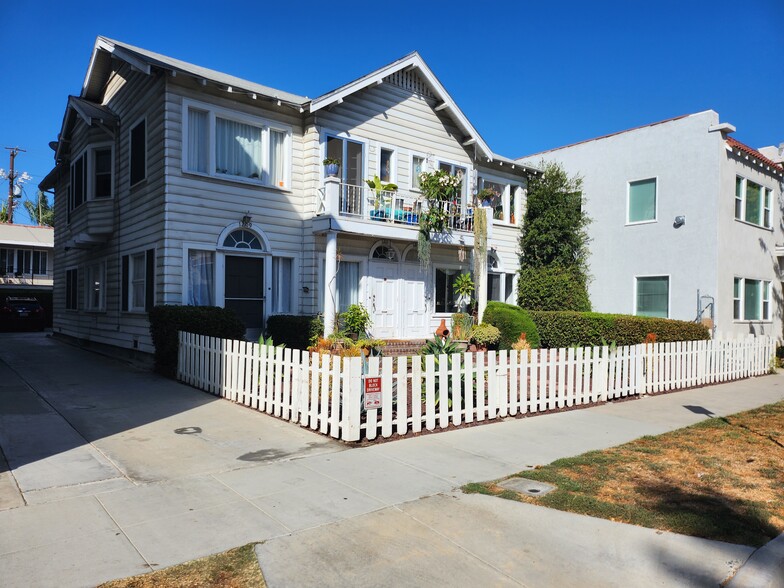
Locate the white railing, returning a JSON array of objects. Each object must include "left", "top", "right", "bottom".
[
  {"left": 332, "top": 183, "right": 473, "bottom": 232},
  {"left": 177, "top": 333, "right": 776, "bottom": 442}
]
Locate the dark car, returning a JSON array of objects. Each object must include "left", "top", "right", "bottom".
[{"left": 1, "top": 297, "right": 46, "bottom": 331}]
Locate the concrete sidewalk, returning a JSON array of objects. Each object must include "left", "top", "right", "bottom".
[{"left": 0, "top": 332, "right": 782, "bottom": 587}]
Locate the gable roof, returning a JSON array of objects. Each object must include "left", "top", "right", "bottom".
[
  {"left": 726, "top": 137, "right": 784, "bottom": 175},
  {"left": 85, "top": 37, "right": 309, "bottom": 107},
  {"left": 310, "top": 52, "right": 536, "bottom": 170}
]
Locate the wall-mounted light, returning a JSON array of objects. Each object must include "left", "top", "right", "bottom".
[
  {"left": 240, "top": 212, "right": 253, "bottom": 228},
  {"left": 302, "top": 286, "right": 310, "bottom": 293},
  {"left": 674, "top": 215, "right": 686, "bottom": 228}
]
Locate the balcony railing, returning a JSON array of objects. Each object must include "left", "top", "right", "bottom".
[
  {"left": 324, "top": 182, "right": 474, "bottom": 232},
  {"left": 0, "top": 271, "right": 54, "bottom": 287}
]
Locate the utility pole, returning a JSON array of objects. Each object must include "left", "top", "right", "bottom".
[{"left": 2, "top": 147, "right": 28, "bottom": 224}]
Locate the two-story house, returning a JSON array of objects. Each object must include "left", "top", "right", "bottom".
[
  {"left": 40, "top": 37, "right": 536, "bottom": 353},
  {"left": 519, "top": 111, "right": 784, "bottom": 338}
]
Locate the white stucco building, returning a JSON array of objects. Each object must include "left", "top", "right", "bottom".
[{"left": 520, "top": 110, "right": 784, "bottom": 338}]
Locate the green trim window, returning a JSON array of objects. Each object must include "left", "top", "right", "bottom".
[
  {"left": 735, "top": 176, "right": 772, "bottom": 228},
  {"left": 636, "top": 276, "right": 668, "bottom": 318},
  {"left": 628, "top": 178, "right": 657, "bottom": 223},
  {"left": 734, "top": 278, "right": 772, "bottom": 321}
]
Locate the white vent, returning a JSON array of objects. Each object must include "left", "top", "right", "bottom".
[{"left": 384, "top": 70, "right": 434, "bottom": 98}]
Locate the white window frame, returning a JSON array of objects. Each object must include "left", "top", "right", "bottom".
[
  {"left": 734, "top": 175, "right": 773, "bottom": 229},
  {"left": 70, "top": 142, "right": 115, "bottom": 210},
  {"left": 270, "top": 255, "right": 298, "bottom": 315},
  {"left": 733, "top": 277, "right": 772, "bottom": 322},
  {"left": 479, "top": 173, "right": 514, "bottom": 224},
  {"left": 410, "top": 152, "right": 429, "bottom": 192},
  {"left": 181, "top": 98, "right": 292, "bottom": 189},
  {"left": 377, "top": 144, "right": 397, "bottom": 185},
  {"left": 626, "top": 177, "right": 658, "bottom": 225},
  {"left": 633, "top": 274, "right": 670, "bottom": 318},
  {"left": 316, "top": 252, "right": 366, "bottom": 314},
  {"left": 437, "top": 159, "right": 469, "bottom": 208},
  {"left": 129, "top": 252, "right": 147, "bottom": 313},
  {"left": 433, "top": 264, "right": 465, "bottom": 316},
  {"left": 129, "top": 116, "right": 147, "bottom": 187},
  {"left": 321, "top": 130, "right": 368, "bottom": 185},
  {"left": 85, "top": 261, "right": 106, "bottom": 312}
]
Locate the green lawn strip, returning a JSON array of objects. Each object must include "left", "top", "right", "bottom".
[
  {"left": 463, "top": 401, "right": 784, "bottom": 547},
  {"left": 99, "top": 542, "right": 266, "bottom": 588}
]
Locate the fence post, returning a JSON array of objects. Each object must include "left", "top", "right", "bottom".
[
  {"left": 342, "top": 356, "right": 362, "bottom": 441},
  {"left": 599, "top": 345, "right": 609, "bottom": 401},
  {"left": 635, "top": 344, "right": 645, "bottom": 396}
]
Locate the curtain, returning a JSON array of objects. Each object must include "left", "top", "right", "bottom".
[
  {"left": 272, "top": 257, "right": 292, "bottom": 313},
  {"left": 269, "top": 130, "right": 286, "bottom": 187},
  {"left": 336, "top": 261, "right": 359, "bottom": 312},
  {"left": 215, "top": 118, "right": 262, "bottom": 178},
  {"left": 187, "top": 109, "right": 208, "bottom": 173},
  {"left": 188, "top": 250, "right": 215, "bottom": 306}
]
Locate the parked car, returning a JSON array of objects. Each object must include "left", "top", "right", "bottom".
[{"left": 0, "top": 297, "right": 46, "bottom": 331}]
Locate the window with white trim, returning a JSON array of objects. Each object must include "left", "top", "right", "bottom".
[
  {"left": 271, "top": 257, "right": 293, "bottom": 314},
  {"left": 435, "top": 268, "right": 460, "bottom": 313},
  {"left": 735, "top": 176, "right": 772, "bottom": 228},
  {"left": 122, "top": 249, "right": 154, "bottom": 313},
  {"left": 438, "top": 162, "right": 467, "bottom": 205},
  {"left": 733, "top": 278, "right": 771, "bottom": 321},
  {"left": 320, "top": 260, "right": 359, "bottom": 313},
  {"left": 379, "top": 148, "right": 395, "bottom": 183},
  {"left": 635, "top": 276, "right": 669, "bottom": 318},
  {"left": 85, "top": 262, "right": 106, "bottom": 311},
  {"left": 69, "top": 144, "right": 114, "bottom": 211},
  {"left": 628, "top": 178, "right": 656, "bottom": 223},
  {"left": 411, "top": 155, "right": 426, "bottom": 190},
  {"left": 184, "top": 101, "right": 291, "bottom": 188},
  {"left": 187, "top": 250, "right": 215, "bottom": 306}
]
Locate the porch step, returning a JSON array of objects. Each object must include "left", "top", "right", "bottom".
[{"left": 382, "top": 339, "right": 427, "bottom": 357}]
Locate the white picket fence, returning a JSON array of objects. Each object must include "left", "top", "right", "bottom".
[{"left": 177, "top": 332, "right": 776, "bottom": 442}]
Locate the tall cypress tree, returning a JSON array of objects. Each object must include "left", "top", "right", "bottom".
[{"left": 518, "top": 161, "right": 591, "bottom": 311}]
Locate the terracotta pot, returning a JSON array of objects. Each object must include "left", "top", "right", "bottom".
[{"left": 435, "top": 318, "right": 449, "bottom": 338}]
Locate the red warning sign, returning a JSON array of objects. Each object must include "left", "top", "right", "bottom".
[{"left": 364, "top": 376, "right": 382, "bottom": 410}]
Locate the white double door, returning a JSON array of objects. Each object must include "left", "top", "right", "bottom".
[{"left": 368, "top": 261, "right": 428, "bottom": 339}]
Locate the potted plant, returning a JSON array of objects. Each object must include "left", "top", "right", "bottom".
[
  {"left": 323, "top": 158, "right": 341, "bottom": 177},
  {"left": 365, "top": 175, "right": 398, "bottom": 220},
  {"left": 356, "top": 338, "right": 386, "bottom": 357},
  {"left": 341, "top": 303, "right": 371, "bottom": 340},
  {"left": 453, "top": 273, "right": 474, "bottom": 313},
  {"left": 469, "top": 323, "right": 501, "bottom": 352},
  {"left": 451, "top": 312, "right": 474, "bottom": 351}
]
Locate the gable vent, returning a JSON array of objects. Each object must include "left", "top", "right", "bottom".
[{"left": 384, "top": 70, "right": 434, "bottom": 98}]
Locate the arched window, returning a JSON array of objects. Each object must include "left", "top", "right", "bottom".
[
  {"left": 223, "top": 229, "right": 262, "bottom": 250},
  {"left": 403, "top": 248, "right": 419, "bottom": 263},
  {"left": 371, "top": 244, "right": 398, "bottom": 261}
]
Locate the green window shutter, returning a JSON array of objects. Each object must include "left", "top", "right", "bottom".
[
  {"left": 636, "top": 276, "right": 669, "bottom": 318},
  {"left": 628, "top": 179, "right": 656, "bottom": 223}
]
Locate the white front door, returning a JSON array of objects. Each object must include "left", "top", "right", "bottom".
[
  {"left": 401, "top": 265, "right": 428, "bottom": 338},
  {"left": 369, "top": 262, "right": 398, "bottom": 339}
]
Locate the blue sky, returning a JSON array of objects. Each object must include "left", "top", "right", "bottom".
[{"left": 1, "top": 0, "right": 782, "bottom": 224}]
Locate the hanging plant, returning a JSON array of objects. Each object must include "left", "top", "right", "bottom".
[{"left": 417, "top": 169, "right": 462, "bottom": 264}]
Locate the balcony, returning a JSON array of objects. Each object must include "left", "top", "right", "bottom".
[
  {"left": 314, "top": 179, "right": 482, "bottom": 242},
  {"left": 0, "top": 271, "right": 53, "bottom": 288}
]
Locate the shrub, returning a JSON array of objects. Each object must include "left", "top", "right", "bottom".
[
  {"left": 149, "top": 305, "right": 246, "bottom": 378},
  {"left": 482, "top": 301, "right": 541, "bottom": 349},
  {"left": 340, "top": 303, "right": 371, "bottom": 335},
  {"left": 266, "top": 315, "right": 322, "bottom": 350},
  {"left": 469, "top": 323, "right": 501, "bottom": 347},
  {"left": 528, "top": 310, "right": 711, "bottom": 348},
  {"left": 518, "top": 266, "right": 591, "bottom": 311}
]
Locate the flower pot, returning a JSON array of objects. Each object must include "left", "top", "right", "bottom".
[
  {"left": 435, "top": 318, "right": 449, "bottom": 339},
  {"left": 325, "top": 163, "right": 340, "bottom": 177},
  {"left": 454, "top": 340, "right": 469, "bottom": 352}
]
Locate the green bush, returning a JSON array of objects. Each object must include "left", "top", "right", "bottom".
[
  {"left": 518, "top": 266, "right": 591, "bottom": 311},
  {"left": 528, "top": 311, "right": 711, "bottom": 348},
  {"left": 482, "top": 302, "right": 541, "bottom": 349},
  {"left": 469, "top": 323, "right": 501, "bottom": 347},
  {"left": 265, "top": 315, "right": 322, "bottom": 350},
  {"left": 148, "top": 305, "right": 246, "bottom": 378}
]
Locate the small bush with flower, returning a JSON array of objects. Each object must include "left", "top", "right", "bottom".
[{"left": 417, "top": 169, "right": 464, "bottom": 264}]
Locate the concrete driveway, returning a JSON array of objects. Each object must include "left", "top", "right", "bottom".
[{"left": 1, "top": 332, "right": 782, "bottom": 587}]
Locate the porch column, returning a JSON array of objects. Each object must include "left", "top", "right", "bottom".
[
  {"left": 324, "top": 176, "right": 340, "bottom": 215},
  {"left": 323, "top": 230, "right": 338, "bottom": 337}
]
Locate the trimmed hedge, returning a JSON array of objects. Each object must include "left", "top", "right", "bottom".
[
  {"left": 518, "top": 266, "right": 591, "bottom": 311},
  {"left": 482, "top": 301, "right": 541, "bottom": 349},
  {"left": 265, "top": 315, "right": 322, "bottom": 350},
  {"left": 149, "top": 305, "right": 246, "bottom": 378},
  {"left": 528, "top": 310, "right": 711, "bottom": 348}
]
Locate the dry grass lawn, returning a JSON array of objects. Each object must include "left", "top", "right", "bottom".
[
  {"left": 99, "top": 543, "right": 265, "bottom": 588},
  {"left": 465, "top": 401, "right": 784, "bottom": 547}
]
